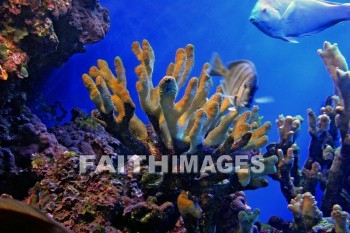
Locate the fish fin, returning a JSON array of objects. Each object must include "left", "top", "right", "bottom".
[
  {"left": 209, "top": 53, "right": 229, "bottom": 77},
  {"left": 281, "top": 0, "right": 296, "bottom": 20},
  {"left": 283, "top": 37, "right": 299, "bottom": 43},
  {"left": 254, "top": 96, "right": 275, "bottom": 104},
  {"left": 320, "top": 0, "right": 342, "bottom": 6},
  {"left": 280, "top": 0, "right": 302, "bottom": 41},
  {"left": 0, "top": 198, "right": 72, "bottom": 233}
]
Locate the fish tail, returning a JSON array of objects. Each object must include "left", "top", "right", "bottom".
[{"left": 209, "top": 53, "right": 230, "bottom": 78}]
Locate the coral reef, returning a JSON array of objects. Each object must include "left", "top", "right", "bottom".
[
  {"left": 80, "top": 39, "right": 350, "bottom": 232},
  {"left": 0, "top": 0, "right": 110, "bottom": 79},
  {"left": 1, "top": 38, "right": 350, "bottom": 233},
  {"left": 257, "top": 41, "right": 350, "bottom": 233},
  {"left": 81, "top": 39, "right": 275, "bottom": 232}
]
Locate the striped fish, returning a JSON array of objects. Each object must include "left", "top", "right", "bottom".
[{"left": 210, "top": 53, "right": 258, "bottom": 109}]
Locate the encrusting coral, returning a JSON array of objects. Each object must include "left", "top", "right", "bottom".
[{"left": 0, "top": 0, "right": 110, "bottom": 79}]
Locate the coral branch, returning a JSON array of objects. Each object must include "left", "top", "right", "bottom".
[
  {"left": 81, "top": 39, "right": 277, "bottom": 232},
  {"left": 331, "top": 205, "right": 350, "bottom": 233},
  {"left": 318, "top": 41, "right": 348, "bottom": 97},
  {"left": 82, "top": 58, "right": 148, "bottom": 154},
  {"left": 288, "top": 192, "right": 323, "bottom": 232}
]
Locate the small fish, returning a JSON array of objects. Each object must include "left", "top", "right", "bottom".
[
  {"left": 249, "top": 0, "right": 350, "bottom": 43},
  {"left": 210, "top": 53, "right": 258, "bottom": 109},
  {"left": 254, "top": 96, "right": 275, "bottom": 104},
  {"left": 225, "top": 96, "right": 274, "bottom": 111},
  {"left": 177, "top": 191, "right": 202, "bottom": 218},
  {"left": 194, "top": 172, "right": 210, "bottom": 180},
  {"left": 0, "top": 198, "right": 72, "bottom": 233}
]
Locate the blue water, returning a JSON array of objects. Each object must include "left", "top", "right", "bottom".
[{"left": 37, "top": 0, "right": 350, "bottom": 222}]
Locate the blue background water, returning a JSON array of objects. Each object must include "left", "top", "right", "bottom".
[{"left": 36, "top": 0, "right": 350, "bottom": 222}]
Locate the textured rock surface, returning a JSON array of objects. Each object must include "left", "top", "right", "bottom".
[
  {"left": 50, "top": 108, "right": 131, "bottom": 156},
  {"left": 29, "top": 151, "right": 177, "bottom": 233},
  {"left": 0, "top": 94, "right": 66, "bottom": 199},
  {"left": 0, "top": 0, "right": 110, "bottom": 79}
]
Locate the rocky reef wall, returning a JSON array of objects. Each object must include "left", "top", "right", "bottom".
[{"left": 0, "top": 0, "right": 110, "bottom": 80}]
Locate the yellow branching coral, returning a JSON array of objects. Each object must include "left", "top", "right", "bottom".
[
  {"left": 0, "top": 65, "right": 8, "bottom": 80},
  {"left": 82, "top": 39, "right": 278, "bottom": 233},
  {"left": 236, "top": 155, "right": 278, "bottom": 187},
  {"left": 82, "top": 57, "right": 148, "bottom": 153},
  {"left": 82, "top": 39, "right": 272, "bottom": 156},
  {"left": 232, "top": 110, "right": 271, "bottom": 151}
]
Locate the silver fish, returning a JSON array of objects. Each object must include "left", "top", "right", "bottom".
[
  {"left": 210, "top": 53, "right": 258, "bottom": 109},
  {"left": 249, "top": 0, "right": 350, "bottom": 43}
]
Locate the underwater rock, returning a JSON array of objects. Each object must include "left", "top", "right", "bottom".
[
  {"left": 0, "top": 95, "right": 66, "bottom": 199},
  {"left": 267, "top": 216, "right": 292, "bottom": 233},
  {"left": 29, "top": 151, "right": 178, "bottom": 233},
  {"left": 50, "top": 108, "right": 131, "bottom": 156},
  {"left": 119, "top": 196, "right": 176, "bottom": 233},
  {"left": 29, "top": 151, "right": 122, "bottom": 232},
  {"left": 0, "top": 0, "right": 110, "bottom": 79}
]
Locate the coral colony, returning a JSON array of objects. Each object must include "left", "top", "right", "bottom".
[
  {"left": 5, "top": 39, "right": 345, "bottom": 233},
  {"left": 74, "top": 39, "right": 350, "bottom": 232},
  {"left": 0, "top": 5, "right": 349, "bottom": 232}
]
